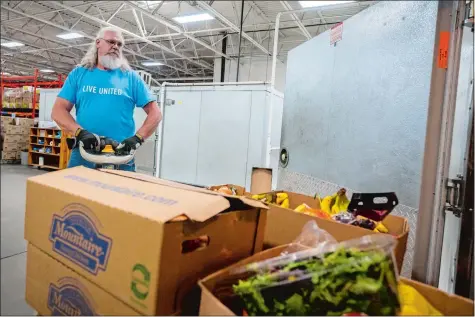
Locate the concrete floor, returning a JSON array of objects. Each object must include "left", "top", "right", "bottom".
[{"left": 1, "top": 165, "right": 46, "bottom": 316}]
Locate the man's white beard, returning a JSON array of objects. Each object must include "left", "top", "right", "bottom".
[{"left": 99, "top": 54, "right": 122, "bottom": 70}]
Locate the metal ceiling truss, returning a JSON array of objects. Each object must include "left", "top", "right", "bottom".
[
  {"left": 1, "top": 3, "right": 202, "bottom": 77},
  {"left": 1, "top": 1, "right": 373, "bottom": 80}
]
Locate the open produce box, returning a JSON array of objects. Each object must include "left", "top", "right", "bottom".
[
  {"left": 252, "top": 190, "right": 408, "bottom": 274},
  {"left": 208, "top": 184, "right": 247, "bottom": 196},
  {"left": 199, "top": 244, "right": 474, "bottom": 316}
]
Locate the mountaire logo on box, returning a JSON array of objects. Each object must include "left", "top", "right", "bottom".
[
  {"left": 49, "top": 203, "right": 112, "bottom": 275},
  {"left": 48, "top": 277, "right": 96, "bottom": 316}
]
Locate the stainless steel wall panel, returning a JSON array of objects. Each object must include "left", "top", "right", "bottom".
[
  {"left": 245, "top": 91, "right": 268, "bottom": 188},
  {"left": 195, "top": 90, "right": 252, "bottom": 186},
  {"left": 160, "top": 91, "right": 202, "bottom": 184},
  {"left": 280, "top": 0, "right": 439, "bottom": 208}
]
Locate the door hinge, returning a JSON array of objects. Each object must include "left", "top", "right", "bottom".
[{"left": 445, "top": 176, "right": 464, "bottom": 217}]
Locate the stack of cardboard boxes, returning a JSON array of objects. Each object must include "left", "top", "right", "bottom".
[
  {"left": 24, "top": 167, "right": 268, "bottom": 316},
  {"left": 1, "top": 86, "right": 40, "bottom": 109},
  {"left": 1, "top": 116, "right": 34, "bottom": 160}
]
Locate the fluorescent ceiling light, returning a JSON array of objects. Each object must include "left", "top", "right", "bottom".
[
  {"left": 142, "top": 61, "right": 163, "bottom": 66},
  {"left": 56, "top": 32, "right": 84, "bottom": 40},
  {"left": 40, "top": 69, "right": 55, "bottom": 73},
  {"left": 1, "top": 41, "right": 24, "bottom": 48},
  {"left": 299, "top": 1, "right": 355, "bottom": 8},
  {"left": 173, "top": 13, "right": 214, "bottom": 24}
]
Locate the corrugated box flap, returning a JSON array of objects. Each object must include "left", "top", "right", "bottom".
[
  {"left": 28, "top": 167, "right": 262, "bottom": 223},
  {"left": 100, "top": 169, "right": 268, "bottom": 210}
]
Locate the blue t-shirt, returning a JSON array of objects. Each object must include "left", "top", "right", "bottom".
[{"left": 58, "top": 66, "right": 155, "bottom": 142}]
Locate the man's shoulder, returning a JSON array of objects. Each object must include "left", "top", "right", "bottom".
[
  {"left": 68, "top": 66, "right": 90, "bottom": 77},
  {"left": 121, "top": 69, "right": 140, "bottom": 78}
]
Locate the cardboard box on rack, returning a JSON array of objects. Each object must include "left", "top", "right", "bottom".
[
  {"left": 1, "top": 151, "right": 19, "bottom": 160},
  {"left": 4, "top": 124, "right": 23, "bottom": 135},
  {"left": 198, "top": 245, "right": 475, "bottom": 316},
  {"left": 24, "top": 167, "right": 268, "bottom": 316},
  {"left": 26, "top": 243, "right": 140, "bottom": 316},
  {"left": 2, "top": 142, "right": 20, "bottom": 152},
  {"left": 3, "top": 134, "right": 22, "bottom": 144},
  {"left": 252, "top": 190, "right": 409, "bottom": 274}
]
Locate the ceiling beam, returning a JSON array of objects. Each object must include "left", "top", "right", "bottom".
[
  {"left": 279, "top": 1, "right": 312, "bottom": 40},
  {"left": 131, "top": 8, "right": 146, "bottom": 38},
  {"left": 1, "top": 4, "right": 200, "bottom": 76},
  {"left": 2, "top": 25, "right": 84, "bottom": 55},
  {"left": 248, "top": 1, "right": 286, "bottom": 39},
  {"left": 0, "top": 34, "right": 77, "bottom": 64},
  {"left": 106, "top": 3, "right": 126, "bottom": 23},
  {"left": 196, "top": 1, "right": 271, "bottom": 56},
  {"left": 125, "top": 1, "right": 231, "bottom": 60},
  {"left": 2, "top": 56, "right": 72, "bottom": 74},
  {"left": 50, "top": 1, "right": 214, "bottom": 71}
]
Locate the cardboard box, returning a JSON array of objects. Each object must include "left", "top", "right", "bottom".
[
  {"left": 1, "top": 151, "right": 18, "bottom": 160},
  {"left": 24, "top": 167, "right": 268, "bottom": 316},
  {"left": 3, "top": 134, "right": 22, "bottom": 144},
  {"left": 1, "top": 116, "right": 14, "bottom": 126},
  {"left": 26, "top": 244, "right": 140, "bottom": 316},
  {"left": 250, "top": 167, "right": 273, "bottom": 194},
  {"left": 17, "top": 117, "right": 35, "bottom": 127},
  {"left": 2, "top": 142, "right": 20, "bottom": 152},
  {"left": 199, "top": 246, "right": 474, "bottom": 316},
  {"left": 254, "top": 190, "right": 408, "bottom": 274},
  {"left": 4, "top": 124, "right": 23, "bottom": 135}
]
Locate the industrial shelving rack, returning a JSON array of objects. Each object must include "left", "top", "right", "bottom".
[{"left": 0, "top": 69, "right": 64, "bottom": 118}]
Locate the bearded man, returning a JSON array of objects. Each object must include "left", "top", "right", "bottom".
[{"left": 51, "top": 26, "right": 162, "bottom": 171}]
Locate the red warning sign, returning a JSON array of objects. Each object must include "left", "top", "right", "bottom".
[
  {"left": 438, "top": 31, "right": 450, "bottom": 69},
  {"left": 330, "top": 22, "right": 343, "bottom": 45}
]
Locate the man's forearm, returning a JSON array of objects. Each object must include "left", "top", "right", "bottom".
[
  {"left": 52, "top": 108, "right": 81, "bottom": 135},
  {"left": 136, "top": 102, "right": 162, "bottom": 139}
]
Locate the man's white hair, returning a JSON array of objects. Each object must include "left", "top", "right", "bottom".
[{"left": 79, "top": 26, "right": 131, "bottom": 71}]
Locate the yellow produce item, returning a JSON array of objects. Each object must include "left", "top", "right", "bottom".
[
  {"left": 280, "top": 198, "right": 290, "bottom": 209},
  {"left": 294, "top": 204, "right": 307, "bottom": 213},
  {"left": 276, "top": 192, "right": 289, "bottom": 204},
  {"left": 374, "top": 221, "right": 389, "bottom": 233},
  {"left": 331, "top": 189, "right": 350, "bottom": 215},
  {"left": 252, "top": 193, "right": 267, "bottom": 201},
  {"left": 321, "top": 195, "right": 334, "bottom": 215},
  {"left": 398, "top": 283, "right": 442, "bottom": 316}
]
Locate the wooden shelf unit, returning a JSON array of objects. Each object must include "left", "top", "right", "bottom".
[{"left": 28, "top": 127, "right": 70, "bottom": 170}]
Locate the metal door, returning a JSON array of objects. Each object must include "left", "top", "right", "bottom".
[
  {"left": 438, "top": 24, "right": 474, "bottom": 293},
  {"left": 160, "top": 90, "right": 202, "bottom": 184},
  {"left": 195, "top": 90, "right": 252, "bottom": 186},
  {"left": 412, "top": 0, "right": 473, "bottom": 291}
]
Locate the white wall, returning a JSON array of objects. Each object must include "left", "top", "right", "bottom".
[{"left": 213, "top": 57, "right": 287, "bottom": 92}]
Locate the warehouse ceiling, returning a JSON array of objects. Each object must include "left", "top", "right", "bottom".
[{"left": 0, "top": 1, "right": 376, "bottom": 82}]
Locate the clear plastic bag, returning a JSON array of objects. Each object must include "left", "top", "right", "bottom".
[
  {"left": 281, "top": 220, "right": 337, "bottom": 255},
  {"left": 231, "top": 222, "right": 400, "bottom": 316}
]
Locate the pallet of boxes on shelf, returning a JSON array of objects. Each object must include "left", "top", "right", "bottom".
[
  {"left": 1, "top": 86, "right": 40, "bottom": 109},
  {"left": 1, "top": 116, "right": 33, "bottom": 163},
  {"left": 29, "top": 127, "right": 70, "bottom": 170}
]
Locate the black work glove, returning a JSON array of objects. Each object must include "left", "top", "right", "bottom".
[
  {"left": 74, "top": 128, "right": 100, "bottom": 151},
  {"left": 116, "top": 134, "right": 143, "bottom": 153}
]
